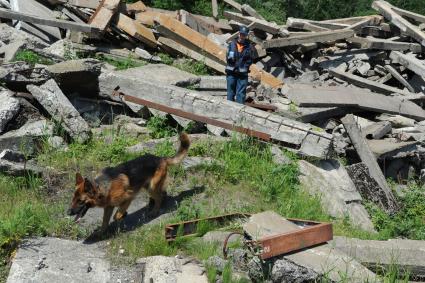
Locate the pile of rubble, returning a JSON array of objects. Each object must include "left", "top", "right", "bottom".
[{"left": 0, "top": 0, "right": 425, "bottom": 243}]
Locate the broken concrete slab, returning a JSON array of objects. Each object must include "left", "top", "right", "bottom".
[
  {"left": 100, "top": 71, "right": 333, "bottom": 159},
  {"left": 330, "top": 68, "right": 414, "bottom": 97},
  {"left": 45, "top": 59, "right": 102, "bottom": 92},
  {"left": 196, "top": 76, "right": 227, "bottom": 90},
  {"left": 10, "top": 0, "right": 61, "bottom": 41},
  {"left": 390, "top": 51, "right": 425, "bottom": 78},
  {"left": 0, "top": 119, "right": 53, "bottom": 155},
  {"left": 243, "top": 211, "right": 377, "bottom": 283},
  {"left": 363, "top": 121, "right": 392, "bottom": 139},
  {"left": 0, "top": 158, "right": 43, "bottom": 176},
  {"left": 376, "top": 113, "right": 416, "bottom": 128},
  {"left": 7, "top": 237, "right": 110, "bottom": 283},
  {"left": 346, "top": 162, "right": 393, "bottom": 213},
  {"left": 368, "top": 139, "right": 418, "bottom": 159},
  {"left": 341, "top": 114, "right": 398, "bottom": 213},
  {"left": 287, "top": 84, "right": 425, "bottom": 121},
  {"left": 0, "top": 24, "right": 46, "bottom": 50},
  {"left": 298, "top": 160, "right": 375, "bottom": 232},
  {"left": 27, "top": 79, "right": 91, "bottom": 143},
  {"left": 118, "top": 64, "right": 198, "bottom": 86},
  {"left": 136, "top": 256, "right": 208, "bottom": 283},
  {"left": 331, "top": 236, "right": 425, "bottom": 279},
  {"left": 0, "top": 90, "right": 20, "bottom": 133}
]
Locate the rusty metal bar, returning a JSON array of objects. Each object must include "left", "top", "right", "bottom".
[
  {"left": 112, "top": 88, "right": 271, "bottom": 141},
  {"left": 258, "top": 221, "right": 333, "bottom": 259}
]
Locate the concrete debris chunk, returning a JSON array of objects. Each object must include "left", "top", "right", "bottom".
[
  {"left": 0, "top": 90, "right": 20, "bottom": 133},
  {"left": 27, "top": 79, "right": 91, "bottom": 143}
]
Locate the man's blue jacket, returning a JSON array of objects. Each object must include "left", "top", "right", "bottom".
[{"left": 225, "top": 39, "right": 253, "bottom": 76}]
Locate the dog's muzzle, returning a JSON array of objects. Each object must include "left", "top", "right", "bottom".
[{"left": 67, "top": 203, "right": 90, "bottom": 223}]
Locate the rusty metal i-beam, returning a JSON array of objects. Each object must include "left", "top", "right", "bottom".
[{"left": 113, "top": 88, "right": 271, "bottom": 141}]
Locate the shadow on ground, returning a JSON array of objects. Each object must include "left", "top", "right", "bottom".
[{"left": 83, "top": 185, "right": 205, "bottom": 244}]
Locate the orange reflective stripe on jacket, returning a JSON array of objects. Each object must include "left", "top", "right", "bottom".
[{"left": 236, "top": 42, "right": 244, "bottom": 53}]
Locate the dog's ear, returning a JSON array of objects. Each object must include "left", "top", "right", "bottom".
[
  {"left": 84, "top": 178, "right": 96, "bottom": 195},
  {"left": 76, "top": 173, "right": 84, "bottom": 185}
]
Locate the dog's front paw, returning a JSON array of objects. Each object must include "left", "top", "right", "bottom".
[{"left": 113, "top": 211, "right": 128, "bottom": 221}]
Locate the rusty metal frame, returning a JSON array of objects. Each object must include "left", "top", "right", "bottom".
[
  {"left": 112, "top": 88, "right": 271, "bottom": 141},
  {"left": 165, "top": 213, "right": 250, "bottom": 241},
  {"left": 165, "top": 214, "right": 332, "bottom": 260}
]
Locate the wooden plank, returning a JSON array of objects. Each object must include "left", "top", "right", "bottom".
[
  {"left": 348, "top": 36, "right": 423, "bottom": 53},
  {"left": 391, "top": 5, "right": 425, "bottom": 24},
  {"left": 223, "top": 11, "right": 280, "bottom": 34},
  {"left": 88, "top": 0, "right": 121, "bottom": 31},
  {"left": 61, "top": 7, "right": 84, "bottom": 23},
  {"left": 286, "top": 18, "right": 349, "bottom": 30},
  {"left": 115, "top": 13, "right": 157, "bottom": 48},
  {"left": 341, "top": 114, "right": 399, "bottom": 213},
  {"left": 135, "top": 10, "right": 177, "bottom": 26},
  {"left": 211, "top": 0, "right": 218, "bottom": 19},
  {"left": 0, "top": 8, "right": 100, "bottom": 33},
  {"left": 126, "top": 1, "right": 147, "bottom": 14},
  {"left": 179, "top": 10, "right": 222, "bottom": 35},
  {"left": 390, "top": 51, "right": 425, "bottom": 78},
  {"left": 56, "top": 0, "right": 100, "bottom": 9},
  {"left": 263, "top": 29, "right": 354, "bottom": 49},
  {"left": 384, "top": 64, "right": 416, "bottom": 93},
  {"left": 241, "top": 4, "right": 265, "bottom": 21},
  {"left": 158, "top": 37, "right": 226, "bottom": 73},
  {"left": 344, "top": 16, "right": 383, "bottom": 33},
  {"left": 223, "top": 0, "right": 242, "bottom": 11},
  {"left": 156, "top": 14, "right": 283, "bottom": 88},
  {"left": 329, "top": 68, "right": 413, "bottom": 96},
  {"left": 372, "top": 1, "right": 425, "bottom": 47},
  {"left": 286, "top": 17, "right": 330, "bottom": 32}
]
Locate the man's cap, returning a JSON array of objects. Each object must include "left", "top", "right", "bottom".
[{"left": 239, "top": 25, "right": 249, "bottom": 35}]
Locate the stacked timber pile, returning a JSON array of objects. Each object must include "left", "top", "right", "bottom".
[{"left": 0, "top": 0, "right": 425, "bottom": 220}]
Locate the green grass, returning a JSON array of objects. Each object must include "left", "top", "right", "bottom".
[
  {"left": 13, "top": 50, "right": 53, "bottom": 66},
  {"left": 0, "top": 175, "right": 87, "bottom": 282},
  {"left": 95, "top": 54, "right": 146, "bottom": 70}
]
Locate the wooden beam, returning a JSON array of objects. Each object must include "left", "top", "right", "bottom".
[
  {"left": 114, "top": 13, "right": 157, "bottom": 48},
  {"left": 211, "top": 0, "right": 218, "bottom": 19},
  {"left": 348, "top": 36, "right": 423, "bottom": 53},
  {"left": 89, "top": 0, "right": 121, "bottom": 31},
  {"left": 0, "top": 8, "right": 100, "bottom": 33},
  {"left": 263, "top": 29, "right": 354, "bottom": 49},
  {"left": 223, "top": 11, "right": 280, "bottom": 34},
  {"left": 135, "top": 10, "right": 177, "bottom": 26},
  {"left": 158, "top": 37, "right": 225, "bottom": 73},
  {"left": 56, "top": 0, "right": 100, "bottom": 9},
  {"left": 179, "top": 10, "right": 223, "bottom": 36},
  {"left": 223, "top": 0, "right": 242, "bottom": 11},
  {"left": 286, "top": 17, "right": 330, "bottom": 32},
  {"left": 126, "top": 1, "right": 147, "bottom": 14},
  {"left": 391, "top": 5, "right": 425, "bottom": 24},
  {"left": 241, "top": 4, "right": 265, "bottom": 21},
  {"left": 344, "top": 16, "right": 383, "bottom": 33},
  {"left": 390, "top": 51, "right": 425, "bottom": 78},
  {"left": 341, "top": 114, "right": 399, "bottom": 213},
  {"left": 372, "top": 1, "right": 425, "bottom": 46},
  {"left": 329, "top": 69, "right": 413, "bottom": 97},
  {"left": 156, "top": 14, "right": 283, "bottom": 88},
  {"left": 286, "top": 18, "right": 349, "bottom": 30}
]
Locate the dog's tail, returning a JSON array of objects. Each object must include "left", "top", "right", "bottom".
[{"left": 166, "top": 133, "right": 190, "bottom": 165}]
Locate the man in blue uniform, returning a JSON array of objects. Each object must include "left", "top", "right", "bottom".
[{"left": 226, "top": 25, "right": 253, "bottom": 104}]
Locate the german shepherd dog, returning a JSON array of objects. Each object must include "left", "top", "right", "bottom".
[{"left": 68, "top": 133, "right": 190, "bottom": 231}]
